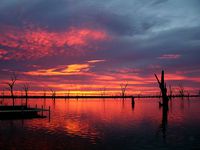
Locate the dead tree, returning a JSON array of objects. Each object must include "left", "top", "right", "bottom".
[
  {"left": 23, "top": 83, "right": 29, "bottom": 106},
  {"left": 64, "top": 90, "right": 70, "bottom": 101},
  {"left": 6, "top": 73, "right": 17, "bottom": 106},
  {"left": 50, "top": 89, "right": 56, "bottom": 100},
  {"left": 66, "top": 90, "right": 70, "bottom": 97},
  {"left": 120, "top": 82, "right": 128, "bottom": 97},
  {"left": 43, "top": 88, "right": 46, "bottom": 98},
  {"left": 178, "top": 84, "right": 185, "bottom": 98},
  {"left": 100, "top": 87, "right": 106, "bottom": 96},
  {"left": 186, "top": 91, "right": 190, "bottom": 100},
  {"left": 155, "top": 70, "right": 169, "bottom": 109}
]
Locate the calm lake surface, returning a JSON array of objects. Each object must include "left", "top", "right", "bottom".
[{"left": 0, "top": 98, "right": 200, "bottom": 150}]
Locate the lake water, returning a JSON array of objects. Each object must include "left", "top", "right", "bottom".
[{"left": 0, "top": 98, "right": 200, "bottom": 150}]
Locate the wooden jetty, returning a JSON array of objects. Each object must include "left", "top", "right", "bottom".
[{"left": 0, "top": 105, "right": 50, "bottom": 120}]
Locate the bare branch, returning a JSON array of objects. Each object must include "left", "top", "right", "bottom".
[
  {"left": 5, "top": 72, "right": 17, "bottom": 106},
  {"left": 155, "top": 74, "right": 161, "bottom": 85},
  {"left": 23, "top": 83, "right": 30, "bottom": 95}
]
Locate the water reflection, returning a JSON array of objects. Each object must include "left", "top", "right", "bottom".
[
  {"left": 160, "top": 107, "right": 168, "bottom": 140},
  {"left": 0, "top": 98, "right": 200, "bottom": 150}
]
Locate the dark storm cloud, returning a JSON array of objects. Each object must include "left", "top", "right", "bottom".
[{"left": 0, "top": 0, "right": 168, "bottom": 34}]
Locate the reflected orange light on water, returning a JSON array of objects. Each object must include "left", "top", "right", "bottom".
[
  {"left": 3, "top": 99, "right": 160, "bottom": 139},
  {"left": 2, "top": 98, "right": 200, "bottom": 145}
]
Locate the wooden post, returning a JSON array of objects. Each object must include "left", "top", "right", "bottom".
[
  {"left": 155, "top": 70, "right": 169, "bottom": 109},
  {"left": 48, "top": 106, "right": 51, "bottom": 122},
  {"left": 42, "top": 105, "right": 43, "bottom": 117},
  {"left": 2, "top": 89, "right": 4, "bottom": 102},
  {"left": 21, "top": 105, "right": 24, "bottom": 117},
  {"left": 25, "top": 96, "right": 28, "bottom": 107},
  {"left": 131, "top": 97, "right": 135, "bottom": 105},
  {"left": 131, "top": 96, "right": 135, "bottom": 109}
]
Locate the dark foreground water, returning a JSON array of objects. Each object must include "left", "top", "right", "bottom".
[{"left": 0, "top": 98, "right": 200, "bottom": 150}]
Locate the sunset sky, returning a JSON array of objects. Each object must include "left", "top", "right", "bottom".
[{"left": 0, "top": 0, "right": 200, "bottom": 95}]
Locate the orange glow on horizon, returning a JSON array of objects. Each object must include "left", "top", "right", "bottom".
[{"left": 1, "top": 69, "right": 200, "bottom": 96}]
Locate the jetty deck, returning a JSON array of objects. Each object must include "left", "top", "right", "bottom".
[{"left": 0, "top": 105, "right": 50, "bottom": 120}]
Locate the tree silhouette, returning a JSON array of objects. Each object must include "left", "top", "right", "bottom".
[
  {"left": 43, "top": 88, "right": 46, "bottom": 97},
  {"left": 120, "top": 81, "right": 128, "bottom": 97},
  {"left": 100, "top": 87, "right": 106, "bottom": 96},
  {"left": 169, "top": 85, "right": 173, "bottom": 99},
  {"left": 23, "top": 83, "right": 29, "bottom": 106},
  {"left": 155, "top": 71, "right": 169, "bottom": 140},
  {"left": 155, "top": 70, "right": 169, "bottom": 109},
  {"left": 50, "top": 89, "right": 56, "bottom": 100},
  {"left": 178, "top": 84, "right": 185, "bottom": 98},
  {"left": 6, "top": 73, "right": 17, "bottom": 106},
  {"left": 66, "top": 90, "right": 70, "bottom": 97}
]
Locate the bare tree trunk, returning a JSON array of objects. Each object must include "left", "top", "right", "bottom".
[
  {"left": 178, "top": 84, "right": 185, "bottom": 99},
  {"left": 43, "top": 89, "right": 46, "bottom": 99},
  {"left": 23, "top": 83, "right": 29, "bottom": 107},
  {"left": 6, "top": 73, "right": 17, "bottom": 106},
  {"left": 120, "top": 82, "right": 128, "bottom": 97},
  {"left": 8, "top": 86, "right": 15, "bottom": 106},
  {"left": 11, "top": 87, "right": 15, "bottom": 106},
  {"left": 25, "top": 92, "right": 28, "bottom": 106},
  {"left": 50, "top": 89, "right": 56, "bottom": 101},
  {"left": 100, "top": 87, "right": 106, "bottom": 96},
  {"left": 155, "top": 70, "right": 169, "bottom": 109}
]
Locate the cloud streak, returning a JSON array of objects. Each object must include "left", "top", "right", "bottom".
[
  {"left": 158, "top": 54, "right": 181, "bottom": 59},
  {"left": 24, "top": 60, "right": 106, "bottom": 76}
]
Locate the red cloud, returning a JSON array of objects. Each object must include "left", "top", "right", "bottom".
[
  {"left": 0, "top": 25, "right": 109, "bottom": 60},
  {"left": 0, "top": 49, "right": 7, "bottom": 59}
]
